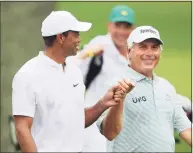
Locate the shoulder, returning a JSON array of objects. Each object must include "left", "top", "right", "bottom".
[
  {"left": 86, "top": 34, "right": 110, "bottom": 45},
  {"left": 17, "top": 56, "right": 39, "bottom": 72},
  {"left": 12, "top": 56, "right": 39, "bottom": 86},
  {"left": 157, "top": 76, "right": 176, "bottom": 93}
]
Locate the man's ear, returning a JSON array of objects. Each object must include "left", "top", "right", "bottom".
[
  {"left": 126, "top": 49, "right": 132, "bottom": 66},
  {"left": 127, "top": 48, "right": 133, "bottom": 60},
  {"left": 126, "top": 48, "right": 130, "bottom": 60},
  {"left": 56, "top": 34, "right": 64, "bottom": 44},
  {"left": 127, "top": 47, "right": 131, "bottom": 54}
]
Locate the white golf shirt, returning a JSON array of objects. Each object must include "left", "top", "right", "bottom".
[
  {"left": 79, "top": 34, "right": 129, "bottom": 152},
  {"left": 12, "top": 51, "right": 85, "bottom": 152}
]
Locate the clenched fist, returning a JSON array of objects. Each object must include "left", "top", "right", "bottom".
[{"left": 100, "top": 78, "right": 135, "bottom": 109}]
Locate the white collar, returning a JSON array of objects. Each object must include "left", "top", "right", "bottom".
[
  {"left": 126, "top": 66, "right": 158, "bottom": 82},
  {"left": 38, "top": 51, "right": 64, "bottom": 69}
]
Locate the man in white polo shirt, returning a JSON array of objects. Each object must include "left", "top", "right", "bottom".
[
  {"left": 96, "top": 26, "right": 192, "bottom": 152},
  {"left": 12, "top": 11, "right": 134, "bottom": 152}
]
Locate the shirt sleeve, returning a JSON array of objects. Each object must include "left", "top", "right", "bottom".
[
  {"left": 173, "top": 94, "right": 191, "bottom": 134},
  {"left": 12, "top": 71, "right": 36, "bottom": 117}
]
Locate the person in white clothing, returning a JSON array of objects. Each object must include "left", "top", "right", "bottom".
[{"left": 12, "top": 10, "right": 135, "bottom": 152}]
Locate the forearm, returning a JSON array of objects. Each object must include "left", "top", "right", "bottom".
[
  {"left": 102, "top": 102, "right": 124, "bottom": 140},
  {"left": 179, "top": 128, "right": 192, "bottom": 147},
  {"left": 16, "top": 128, "right": 37, "bottom": 152},
  {"left": 77, "top": 53, "right": 87, "bottom": 60},
  {"left": 77, "top": 51, "right": 91, "bottom": 60},
  {"left": 85, "top": 99, "right": 107, "bottom": 128}
]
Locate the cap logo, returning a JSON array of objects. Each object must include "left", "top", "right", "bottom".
[
  {"left": 121, "top": 10, "right": 128, "bottom": 16},
  {"left": 140, "top": 29, "right": 157, "bottom": 35}
]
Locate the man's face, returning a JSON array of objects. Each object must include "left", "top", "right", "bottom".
[
  {"left": 108, "top": 22, "right": 134, "bottom": 48},
  {"left": 128, "top": 38, "right": 161, "bottom": 73},
  {"left": 61, "top": 31, "right": 80, "bottom": 56}
]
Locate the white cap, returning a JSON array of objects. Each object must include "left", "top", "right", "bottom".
[
  {"left": 127, "top": 25, "right": 164, "bottom": 48},
  {"left": 41, "top": 11, "right": 92, "bottom": 37}
]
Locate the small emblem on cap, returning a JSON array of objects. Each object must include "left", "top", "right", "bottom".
[
  {"left": 121, "top": 10, "right": 127, "bottom": 16},
  {"left": 140, "top": 29, "right": 157, "bottom": 35}
]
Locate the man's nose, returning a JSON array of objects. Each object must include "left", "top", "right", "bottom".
[
  {"left": 144, "top": 48, "right": 154, "bottom": 58},
  {"left": 77, "top": 36, "right": 81, "bottom": 43}
]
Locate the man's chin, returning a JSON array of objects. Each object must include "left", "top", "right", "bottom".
[
  {"left": 70, "top": 49, "right": 78, "bottom": 56},
  {"left": 142, "top": 65, "right": 155, "bottom": 71},
  {"left": 114, "top": 40, "right": 127, "bottom": 47}
]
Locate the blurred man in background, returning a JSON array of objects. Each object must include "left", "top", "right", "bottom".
[{"left": 78, "top": 5, "right": 135, "bottom": 152}]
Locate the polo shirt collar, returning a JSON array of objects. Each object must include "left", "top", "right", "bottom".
[
  {"left": 127, "top": 66, "right": 158, "bottom": 82},
  {"left": 38, "top": 51, "right": 64, "bottom": 69}
]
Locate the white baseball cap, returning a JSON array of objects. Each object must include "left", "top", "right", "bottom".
[
  {"left": 127, "top": 25, "right": 164, "bottom": 48},
  {"left": 41, "top": 11, "right": 92, "bottom": 37}
]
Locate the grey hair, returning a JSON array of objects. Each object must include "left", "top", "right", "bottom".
[{"left": 128, "top": 42, "right": 163, "bottom": 51}]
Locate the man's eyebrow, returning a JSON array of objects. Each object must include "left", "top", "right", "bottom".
[
  {"left": 138, "top": 43, "right": 145, "bottom": 46},
  {"left": 151, "top": 42, "right": 160, "bottom": 46}
]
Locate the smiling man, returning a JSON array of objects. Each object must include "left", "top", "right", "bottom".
[{"left": 96, "top": 25, "right": 192, "bottom": 152}]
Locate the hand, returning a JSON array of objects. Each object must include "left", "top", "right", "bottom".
[
  {"left": 77, "top": 45, "right": 104, "bottom": 60},
  {"left": 114, "top": 78, "right": 135, "bottom": 103},
  {"left": 100, "top": 79, "right": 135, "bottom": 109},
  {"left": 90, "top": 45, "right": 104, "bottom": 56}
]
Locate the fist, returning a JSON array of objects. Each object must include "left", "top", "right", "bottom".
[
  {"left": 114, "top": 78, "right": 135, "bottom": 103},
  {"left": 100, "top": 78, "right": 135, "bottom": 109}
]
